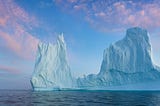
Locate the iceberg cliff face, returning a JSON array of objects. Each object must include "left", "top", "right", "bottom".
[
  {"left": 31, "top": 35, "right": 73, "bottom": 90},
  {"left": 77, "top": 27, "right": 160, "bottom": 88},
  {"left": 99, "top": 27, "right": 153, "bottom": 74}
]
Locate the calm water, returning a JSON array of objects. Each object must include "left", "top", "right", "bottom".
[{"left": 0, "top": 90, "right": 160, "bottom": 106}]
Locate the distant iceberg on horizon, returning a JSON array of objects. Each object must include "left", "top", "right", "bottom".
[{"left": 31, "top": 27, "right": 160, "bottom": 91}]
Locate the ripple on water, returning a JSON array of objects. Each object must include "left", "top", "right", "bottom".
[{"left": 0, "top": 90, "right": 160, "bottom": 105}]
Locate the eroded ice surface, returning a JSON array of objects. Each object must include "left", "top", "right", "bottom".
[
  {"left": 31, "top": 34, "right": 74, "bottom": 90},
  {"left": 77, "top": 27, "right": 160, "bottom": 89}
]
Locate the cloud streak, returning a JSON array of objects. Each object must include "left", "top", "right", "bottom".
[
  {"left": 0, "top": 0, "right": 39, "bottom": 60},
  {"left": 0, "top": 65, "right": 20, "bottom": 74}
]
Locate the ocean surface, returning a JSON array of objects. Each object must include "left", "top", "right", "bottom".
[{"left": 0, "top": 90, "right": 160, "bottom": 106}]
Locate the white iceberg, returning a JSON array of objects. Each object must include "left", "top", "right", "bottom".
[
  {"left": 31, "top": 34, "right": 74, "bottom": 91},
  {"left": 77, "top": 27, "right": 160, "bottom": 89}
]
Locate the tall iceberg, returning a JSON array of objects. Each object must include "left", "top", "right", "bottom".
[
  {"left": 31, "top": 34, "right": 73, "bottom": 90},
  {"left": 77, "top": 27, "right": 160, "bottom": 89},
  {"left": 31, "top": 27, "right": 160, "bottom": 90}
]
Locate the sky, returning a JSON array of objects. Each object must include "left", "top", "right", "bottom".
[{"left": 0, "top": 0, "right": 160, "bottom": 89}]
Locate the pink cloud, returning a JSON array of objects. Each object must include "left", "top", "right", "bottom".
[
  {"left": 0, "top": 65, "right": 20, "bottom": 74},
  {"left": 100, "top": 1, "right": 160, "bottom": 30},
  {"left": 0, "top": 30, "right": 39, "bottom": 60},
  {"left": 0, "top": 31, "right": 21, "bottom": 54},
  {"left": 3, "top": 0, "right": 38, "bottom": 26},
  {"left": 54, "top": 0, "right": 160, "bottom": 32},
  {"left": 0, "top": 0, "right": 39, "bottom": 60},
  {"left": 0, "top": 16, "right": 9, "bottom": 26},
  {"left": 95, "top": 12, "right": 106, "bottom": 17},
  {"left": 74, "top": 4, "right": 86, "bottom": 11}
]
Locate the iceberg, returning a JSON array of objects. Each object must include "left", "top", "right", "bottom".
[
  {"left": 31, "top": 27, "right": 160, "bottom": 91},
  {"left": 77, "top": 27, "right": 160, "bottom": 89},
  {"left": 31, "top": 34, "right": 74, "bottom": 91}
]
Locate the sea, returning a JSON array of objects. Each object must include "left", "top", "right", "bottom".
[{"left": 0, "top": 90, "right": 160, "bottom": 106}]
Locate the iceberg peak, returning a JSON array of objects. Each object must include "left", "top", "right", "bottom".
[
  {"left": 126, "top": 27, "right": 149, "bottom": 42},
  {"left": 56, "top": 33, "right": 66, "bottom": 51},
  {"left": 57, "top": 33, "right": 65, "bottom": 43}
]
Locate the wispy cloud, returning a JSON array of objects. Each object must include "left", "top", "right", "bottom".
[
  {"left": 54, "top": 0, "right": 160, "bottom": 32},
  {"left": 0, "top": 65, "right": 20, "bottom": 74},
  {"left": 0, "top": 16, "right": 9, "bottom": 26},
  {"left": 0, "top": 0, "right": 39, "bottom": 60}
]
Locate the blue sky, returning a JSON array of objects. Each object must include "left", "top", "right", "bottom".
[{"left": 0, "top": 0, "right": 160, "bottom": 89}]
